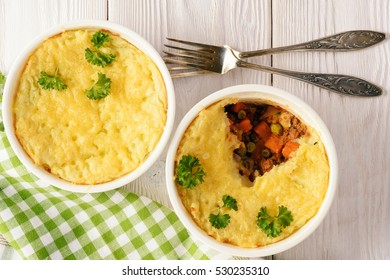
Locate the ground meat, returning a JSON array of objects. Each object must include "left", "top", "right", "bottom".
[
  {"left": 260, "top": 158, "right": 274, "bottom": 173},
  {"left": 284, "top": 116, "right": 307, "bottom": 141},
  {"left": 225, "top": 102, "right": 307, "bottom": 182}
]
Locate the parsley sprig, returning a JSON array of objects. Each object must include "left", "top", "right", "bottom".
[
  {"left": 85, "top": 48, "right": 116, "bottom": 68},
  {"left": 91, "top": 31, "right": 109, "bottom": 48},
  {"left": 0, "top": 71, "right": 5, "bottom": 95},
  {"left": 176, "top": 155, "right": 206, "bottom": 189},
  {"left": 209, "top": 195, "right": 238, "bottom": 229},
  {"left": 86, "top": 72, "right": 111, "bottom": 100},
  {"left": 37, "top": 71, "right": 67, "bottom": 91},
  {"left": 222, "top": 195, "right": 238, "bottom": 211},
  {"left": 85, "top": 31, "right": 116, "bottom": 67},
  {"left": 209, "top": 213, "right": 230, "bottom": 229},
  {"left": 257, "top": 205, "right": 293, "bottom": 238},
  {"left": 85, "top": 31, "right": 114, "bottom": 98}
]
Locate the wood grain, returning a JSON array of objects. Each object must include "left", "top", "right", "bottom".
[
  {"left": 1, "top": 0, "right": 389, "bottom": 260},
  {"left": 0, "top": 0, "right": 107, "bottom": 74},
  {"left": 109, "top": 0, "right": 272, "bottom": 206},
  {"left": 272, "top": 0, "right": 390, "bottom": 259}
]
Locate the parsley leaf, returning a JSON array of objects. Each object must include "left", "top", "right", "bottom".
[
  {"left": 86, "top": 72, "right": 111, "bottom": 100},
  {"left": 85, "top": 48, "right": 116, "bottom": 68},
  {"left": 209, "top": 195, "right": 238, "bottom": 229},
  {"left": 37, "top": 71, "right": 67, "bottom": 91},
  {"left": 176, "top": 155, "right": 206, "bottom": 189},
  {"left": 222, "top": 195, "right": 238, "bottom": 211},
  {"left": 209, "top": 213, "right": 231, "bottom": 229},
  {"left": 91, "top": 31, "right": 109, "bottom": 48},
  {"left": 277, "top": 205, "right": 294, "bottom": 227},
  {"left": 0, "top": 71, "right": 5, "bottom": 95},
  {"left": 257, "top": 205, "right": 293, "bottom": 238}
]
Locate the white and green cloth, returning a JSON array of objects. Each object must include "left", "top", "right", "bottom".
[
  {"left": 0, "top": 134, "right": 232, "bottom": 260},
  {"left": 0, "top": 76, "right": 230, "bottom": 260},
  {"left": 0, "top": 242, "right": 22, "bottom": 259}
]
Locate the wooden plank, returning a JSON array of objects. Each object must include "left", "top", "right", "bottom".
[
  {"left": 272, "top": 0, "right": 390, "bottom": 259},
  {"left": 109, "top": 0, "right": 273, "bottom": 207},
  {"left": 0, "top": 0, "right": 107, "bottom": 74}
]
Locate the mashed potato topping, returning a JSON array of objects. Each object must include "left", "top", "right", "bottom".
[
  {"left": 13, "top": 29, "right": 167, "bottom": 184},
  {"left": 175, "top": 99, "right": 329, "bottom": 247}
]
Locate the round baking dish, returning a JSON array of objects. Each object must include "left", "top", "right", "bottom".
[
  {"left": 166, "top": 84, "right": 337, "bottom": 257},
  {"left": 2, "top": 20, "right": 175, "bottom": 193}
]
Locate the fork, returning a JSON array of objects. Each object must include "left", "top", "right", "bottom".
[{"left": 163, "top": 31, "right": 385, "bottom": 96}]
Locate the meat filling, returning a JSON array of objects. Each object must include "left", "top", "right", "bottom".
[{"left": 225, "top": 102, "right": 307, "bottom": 182}]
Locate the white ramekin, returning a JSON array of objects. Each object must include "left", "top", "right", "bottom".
[
  {"left": 165, "top": 84, "right": 338, "bottom": 257},
  {"left": 2, "top": 20, "right": 175, "bottom": 193}
]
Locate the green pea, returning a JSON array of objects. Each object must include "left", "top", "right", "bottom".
[
  {"left": 243, "top": 158, "right": 254, "bottom": 170},
  {"left": 270, "top": 123, "right": 283, "bottom": 135},
  {"left": 237, "top": 110, "right": 246, "bottom": 119},
  {"left": 261, "top": 148, "right": 271, "bottom": 158},
  {"left": 247, "top": 142, "right": 256, "bottom": 153},
  {"left": 237, "top": 146, "right": 247, "bottom": 157},
  {"left": 251, "top": 133, "right": 260, "bottom": 142}
]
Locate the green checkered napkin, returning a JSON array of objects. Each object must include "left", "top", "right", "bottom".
[
  {"left": 0, "top": 77, "right": 229, "bottom": 260},
  {"left": 0, "top": 136, "right": 230, "bottom": 260}
]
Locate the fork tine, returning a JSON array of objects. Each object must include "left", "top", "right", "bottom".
[
  {"left": 166, "top": 64, "right": 209, "bottom": 72},
  {"left": 166, "top": 64, "right": 195, "bottom": 71},
  {"left": 163, "top": 56, "right": 209, "bottom": 70},
  {"left": 170, "top": 71, "right": 209, "bottom": 79},
  {"left": 164, "top": 44, "right": 214, "bottom": 57},
  {"left": 166, "top": 63, "right": 211, "bottom": 78},
  {"left": 166, "top": 37, "right": 218, "bottom": 51},
  {"left": 163, "top": 50, "right": 211, "bottom": 64}
]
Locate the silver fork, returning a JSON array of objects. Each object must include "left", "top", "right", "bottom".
[{"left": 163, "top": 31, "right": 385, "bottom": 97}]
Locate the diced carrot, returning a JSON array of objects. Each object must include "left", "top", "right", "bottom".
[
  {"left": 232, "top": 102, "right": 245, "bottom": 113},
  {"left": 254, "top": 121, "right": 271, "bottom": 141},
  {"left": 282, "top": 141, "right": 300, "bottom": 158},
  {"left": 264, "top": 134, "right": 284, "bottom": 154},
  {"left": 238, "top": 118, "right": 253, "bottom": 133}
]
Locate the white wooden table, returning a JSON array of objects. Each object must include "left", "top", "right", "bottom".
[{"left": 1, "top": 0, "right": 389, "bottom": 260}]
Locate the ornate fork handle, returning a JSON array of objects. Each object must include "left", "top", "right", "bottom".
[
  {"left": 237, "top": 60, "right": 382, "bottom": 96},
  {"left": 240, "top": 31, "right": 385, "bottom": 58}
]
